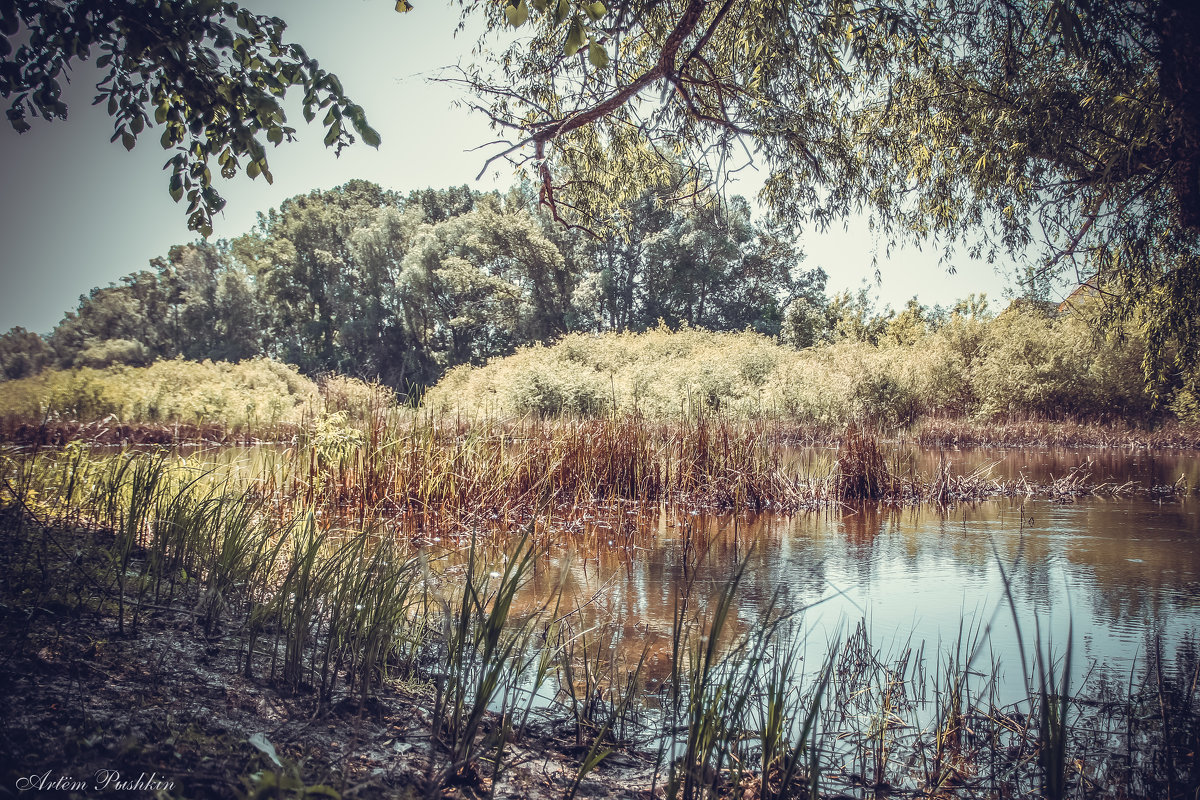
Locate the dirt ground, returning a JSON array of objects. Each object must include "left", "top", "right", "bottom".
[
  {"left": 0, "top": 520, "right": 671, "bottom": 800},
  {"left": 0, "top": 601, "right": 673, "bottom": 800}
]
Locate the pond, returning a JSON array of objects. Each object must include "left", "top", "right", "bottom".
[
  {"left": 160, "top": 441, "right": 1200, "bottom": 694},
  {"left": 19, "top": 438, "right": 1195, "bottom": 794},
  {"left": 507, "top": 446, "right": 1200, "bottom": 700}
]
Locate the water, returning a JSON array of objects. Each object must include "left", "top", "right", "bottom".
[
  {"left": 514, "top": 447, "right": 1200, "bottom": 699},
  {"left": 148, "top": 442, "right": 1200, "bottom": 693}
]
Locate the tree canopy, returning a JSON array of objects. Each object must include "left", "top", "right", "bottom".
[
  {"left": 461, "top": 0, "right": 1200, "bottom": 387},
  {"left": 6, "top": 0, "right": 1200, "bottom": 388},
  {"left": 4, "top": 180, "right": 810, "bottom": 391},
  {"left": 1, "top": 0, "right": 381, "bottom": 235}
]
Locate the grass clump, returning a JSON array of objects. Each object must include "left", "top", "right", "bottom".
[
  {"left": 421, "top": 308, "right": 1178, "bottom": 428},
  {"left": 835, "top": 422, "right": 892, "bottom": 501},
  {"left": 0, "top": 358, "right": 401, "bottom": 443}
]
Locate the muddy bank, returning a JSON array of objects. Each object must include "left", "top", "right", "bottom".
[{"left": 0, "top": 518, "right": 659, "bottom": 800}]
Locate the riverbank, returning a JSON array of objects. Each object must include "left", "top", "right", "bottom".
[
  {"left": 3, "top": 504, "right": 1198, "bottom": 799},
  {"left": 7, "top": 412, "right": 1200, "bottom": 455},
  {"left": 0, "top": 522, "right": 647, "bottom": 798}
]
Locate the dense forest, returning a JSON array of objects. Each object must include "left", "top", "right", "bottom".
[
  {"left": 2, "top": 178, "right": 1196, "bottom": 426},
  {"left": 0, "top": 179, "right": 821, "bottom": 390}
]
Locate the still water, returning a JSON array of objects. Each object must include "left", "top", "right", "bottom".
[
  {"left": 513, "top": 447, "right": 1200, "bottom": 696},
  {"left": 190, "top": 442, "right": 1200, "bottom": 692}
]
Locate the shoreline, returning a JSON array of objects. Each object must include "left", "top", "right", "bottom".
[
  {"left": 6, "top": 415, "right": 1200, "bottom": 452},
  {"left": 2, "top": 511, "right": 1196, "bottom": 799}
]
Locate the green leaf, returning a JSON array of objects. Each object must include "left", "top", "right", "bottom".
[
  {"left": 323, "top": 120, "right": 340, "bottom": 147},
  {"left": 532, "top": 0, "right": 548, "bottom": 11},
  {"left": 361, "top": 125, "right": 381, "bottom": 148},
  {"left": 246, "top": 160, "right": 261, "bottom": 179},
  {"left": 564, "top": 19, "right": 585, "bottom": 56},
  {"left": 121, "top": 131, "right": 135, "bottom": 151},
  {"left": 154, "top": 105, "right": 167, "bottom": 124},
  {"left": 202, "top": 185, "right": 225, "bottom": 211},
  {"left": 267, "top": 126, "right": 283, "bottom": 145},
  {"left": 395, "top": 1, "right": 413, "bottom": 12},
  {"left": 553, "top": 0, "right": 569, "bottom": 24},
  {"left": 505, "top": 0, "right": 528, "bottom": 27},
  {"left": 584, "top": 2, "right": 607, "bottom": 21},
  {"left": 168, "top": 175, "right": 184, "bottom": 203},
  {"left": 588, "top": 37, "right": 609, "bottom": 68}
]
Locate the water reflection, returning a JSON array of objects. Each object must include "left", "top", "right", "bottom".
[
  {"left": 180, "top": 443, "right": 1200, "bottom": 693},
  {"left": 506, "top": 493, "right": 1200, "bottom": 699}
]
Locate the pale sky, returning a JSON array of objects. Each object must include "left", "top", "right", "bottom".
[{"left": 0, "top": 1, "right": 1014, "bottom": 336}]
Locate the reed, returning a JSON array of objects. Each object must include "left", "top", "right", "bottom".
[
  {"left": 4, "top": 439, "right": 1200, "bottom": 798},
  {"left": 835, "top": 421, "right": 892, "bottom": 501},
  {"left": 429, "top": 532, "right": 553, "bottom": 791}
]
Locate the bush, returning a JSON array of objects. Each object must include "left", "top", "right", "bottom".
[
  {"left": 422, "top": 327, "right": 789, "bottom": 418},
  {"left": 0, "top": 357, "right": 321, "bottom": 430},
  {"left": 969, "top": 308, "right": 1152, "bottom": 420},
  {"left": 74, "top": 338, "right": 152, "bottom": 369},
  {"left": 421, "top": 313, "right": 1168, "bottom": 425}
]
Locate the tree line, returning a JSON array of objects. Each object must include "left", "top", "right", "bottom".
[
  {"left": 4, "top": 0, "right": 1198, "bottom": 391},
  {"left": 0, "top": 179, "right": 831, "bottom": 393}
]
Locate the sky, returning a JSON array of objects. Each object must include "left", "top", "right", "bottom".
[{"left": 0, "top": 1, "right": 1015, "bottom": 336}]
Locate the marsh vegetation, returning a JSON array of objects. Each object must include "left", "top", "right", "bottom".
[
  {"left": 6, "top": 0, "right": 1200, "bottom": 794},
  {"left": 2, "top": 395, "right": 1198, "bottom": 798}
]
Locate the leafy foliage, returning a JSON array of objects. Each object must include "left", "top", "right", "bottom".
[
  {"left": 0, "top": 326, "right": 53, "bottom": 379},
  {"left": 0, "top": 0, "right": 379, "bottom": 234},
  {"left": 0, "top": 357, "right": 320, "bottom": 428},
  {"left": 459, "top": 0, "right": 1200, "bottom": 381},
  {"left": 423, "top": 305, "right": 1162, "bottom": 424},
  {"left": 47, "top": 240, "right": 262, "bottom": 368},
  {"left": 16, "top": 180, "right": 807, "bottom": 397}
]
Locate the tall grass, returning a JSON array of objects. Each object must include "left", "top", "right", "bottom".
[
  {"left": 420, "top": 313, "right": 1168, "bottom": 426},
  {"left": 3, "top": 441, "right": 1199, "bottom": 798}
]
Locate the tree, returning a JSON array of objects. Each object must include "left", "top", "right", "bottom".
[
  {"left": 345, "top": 206, "right": 424, "bottom": 387},
  {"left": 44, "top": 239, "right": 261, "bottom": 367},
  {"left": 397, "top": 207, "right": 568, "bottom": 373},
  {"left": 251, "top": 180, "right": 400, "bottom": 372},
  {"left": 153, "top": 242, "right": 262, "bottom": 361},
  {"left": 462, "top": 0, "right": 1200, "bottom": 386},
  {"left": 50, "top": 270, "right": 173, "bottom": 366},
  {"left": 0, "top": 326, "right": 52, "bottom": 379},
  {"left": 1, "top": 0, "right": 381, "bottom": 235},
  {"left": 406, "top": 185, "right": 480, "bottom": 224},
  {"left": 884, "top": 299, "right": 928, "bottom": 347},
  {"left": 459, "top": 0, "right": 896, "bottom": 229}
]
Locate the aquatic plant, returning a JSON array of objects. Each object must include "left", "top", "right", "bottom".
[{"left": 835, "top": 422, "right": 892, "bottom": 501}]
